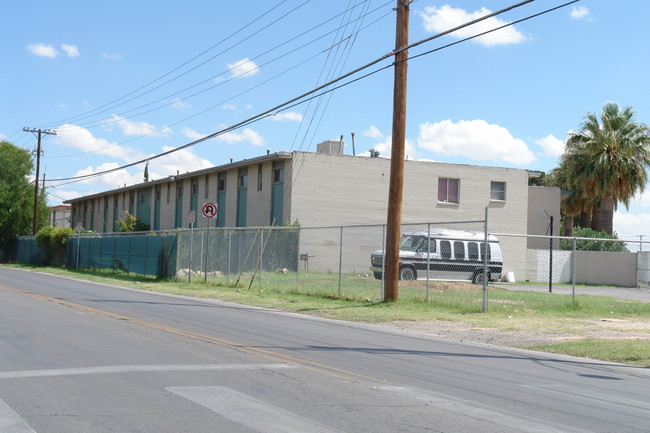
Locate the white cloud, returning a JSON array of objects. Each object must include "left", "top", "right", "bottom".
[
  {"left": 364, "top": 125, "right": 384, "bottom": 139},
  {"left": 55, "top": 124, "right": 144, "bottom": 160},
  {"left": 181, "top": 127, "right": 206, "bottom": 141},
  {"left": 417, "top": 119, "right": 536, "bottom": 165},
  {"left": 222, "top": 103, "right": 236, "bottom": 110},
  {"left": 363, "top": 135, "right": 416, "bottom": 160},
  {"left": 61, "top": 44, "right": 80, "bottom": 57},
  {"left": 0, "top": 132, "right": 8, "bottom": 140},
  {"left": 27, "top": 43, "right": 58, "bottom": 58},
  {"left": 227, "top": 58, "right": 260, "bottom": 78},
  {"left": 155, "top": 146, "right": 213, "bottom": 176},
  {"left": 170, "top": 99, "right": 191, "bottom": 111},
  {"left": 218, "top": 128, "right": 264, "bottom": 146},
  {"left": 102, "top": 53, "right": 122, "bottom": 60},
  {"left": 570, "top": 6, "right": 590, "bottom": 20},
  {"left": 535, "top": 134, "right": 565, "bottom": 158},
  {"left": 105, "top": 115, "right": 172, "bottom": 138},
  {"left": 420, "top": 5, "right": 526, "bottom": 46},
  {"left": 613, "top": 211, "right": 650, "bottom": 248},
  {"left": 271, "top": 111, "right": 303, "bottom": 122},
  {"left": 74, "top": 162, "right": 141, "bottom": 188}
]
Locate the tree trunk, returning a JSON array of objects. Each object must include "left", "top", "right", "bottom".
[
  {"left": 591, "top": 195, "right": 615, "bottom": 234},
  {"left": 579, "top": 210, "right": 592, "bottom": 229},
  {"left": 564, "top": 214, "right": 574, "bottom": 237}
]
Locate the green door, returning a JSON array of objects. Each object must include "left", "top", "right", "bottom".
[
  {"left": 137, "top": 188, "right": 152, "bottom": 229},
  {"left": 271, "top": 161, "right": 284, "bottom": 225},
  {"left": 175, "top": 182, "right": 183, "bottom": 228},
  {"left": 153, "top": 186, "right": 161, "bottom": 231},
  {"left": 217, "top": 173, "right": 226, "bottom": 227},
  {"left": 236, "top": 168, "right": 248, "bottom": 227}
]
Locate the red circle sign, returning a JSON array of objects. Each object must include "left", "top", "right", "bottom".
[{"left": 201, "top": 202, "right": 218, "bottom": 218}]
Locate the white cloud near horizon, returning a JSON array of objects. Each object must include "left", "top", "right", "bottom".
[
  {"left": 364, "top": 125, "right": 384, "bottom": 139},
  {"left": 102, "top": 53, "right": 122, "bottom": 60},
  {"left": 420, "top": 5, "right": 526, "bottom": 46},
  {"left": 182, "top": 126, "right": 264, "bottom": 146},
  {"left": 417, "top": 119, "right": 536, "bottom": 165},
  {"left": 227, "top": 58, "right": 260, "bottom": 79},
  {"left": 570, "top": 6, "right": 591, "bottom": 20},
  {"left": 535, "top": 134, "right": 565, "bottom": 158},
  {"left": 105, "top": 115, "right": 172, "bottom": 138},
  {"left": 271, "top": 111, "right": 303, "bottom": 122}
]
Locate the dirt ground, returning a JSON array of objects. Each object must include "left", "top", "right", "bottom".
[{"left": 374, "top": 318, "right": 650, "bottom": 348}]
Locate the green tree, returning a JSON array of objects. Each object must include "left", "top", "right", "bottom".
[
  {"left": 0, "top": 141, "right": 48, "bottom": 245},
  {"left": 561, "top": 103, "right": 650, "bottom": 234},
  {"left": 117, "top": 211, "right": 150, "bottom": 232}
]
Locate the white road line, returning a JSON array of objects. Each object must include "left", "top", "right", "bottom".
[
  {"left": 376, "top": 385, "right": 591, "bottom": 433},
  {"left": 0, "top": 363, "right": 296, "bottom": 380},
  {"left": 167, "top": 386, "right": 346, "bottom": 433},
  {"left": 0, "top": 399, "right": 37, "bottom": 433}
]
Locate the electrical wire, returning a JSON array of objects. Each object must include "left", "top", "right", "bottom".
[{"left": 47, "top": 0, "right": 578, "bottom": 187}]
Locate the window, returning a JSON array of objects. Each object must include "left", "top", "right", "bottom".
[
  {"left": 468, "top": 242, "right": 479, "bottom": 260},
  {"left": 218, "top": 174, "right": 226, "bottom": 191},
  {"left": 238, "top": 169, "right": 248, "bottom": 189},
  {"left": 438, "top": 178, "right": 459, "bottom": 203},
  {"left": 490, "top": 181, "right": 506, "bottom": 201},
  {"left": 257, "top": 165, "right": 263, "bottom": 191},
  {"left": 191, "top": 180, "right": 199, "bottom": 196},
  {"left": 440, "top": 240, "right": 452, "bottom": 260},
  {"left": 453, "top": 241, "right": 465, "bottom": 260},
  {"left": 273, "top": 165, "right": 284, "bottom": 183},
  {"left": 166, "top": 184, "right": 171, "bottom": 204},
  {"left": 176, "top": 183, "right": 183, "bottom": 198},
  {"left": 155, "top": 186, "right": 161, "bottom": 202}
]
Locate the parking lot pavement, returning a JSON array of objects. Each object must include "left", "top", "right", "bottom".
[{"left": 492, "top": 283, "right": 650, "bottom": 302}]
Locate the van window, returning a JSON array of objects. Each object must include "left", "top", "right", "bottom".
[
  {"left": 468, "top": 242, "right": 479, "bottom": 260},
  {"left": 440, "top": 241, "right": 451, "bottom": 259},
  {"left": 454, "top": 241, "right": 465, "bottom": 260},
  {"left": 400, "top": 235, "right": 423, "bottom": 252},
  {"left": 480, "top": 243, "right": 491, "bottom": 261},
  {"left": 426, "top": 238, "right": 436, "bottom": 253}
]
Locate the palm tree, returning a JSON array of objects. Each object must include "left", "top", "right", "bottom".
[{"left": 563, "top": 103, "right": 650, "bottom": 234}]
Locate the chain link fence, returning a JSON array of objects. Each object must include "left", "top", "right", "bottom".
[{"left": 5, "top": 218, "right": 650, "bottom": 309}]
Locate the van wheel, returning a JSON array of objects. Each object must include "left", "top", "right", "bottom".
[
  {"left": 473, "top": 271, "right": 486, "bottom": 285},
  {"left": 373, "top": 272, "right": 383, "bottom": 280},
  {"left": 399, "top": 266, "right": 416, "bottom": 281}
]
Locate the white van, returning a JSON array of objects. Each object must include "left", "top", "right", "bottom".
[{"left": 370, "top": 228, "right": 503, "bottom": 284}]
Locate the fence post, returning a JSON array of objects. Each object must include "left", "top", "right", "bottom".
[
  {"left": 572, "top": 237, "right": 577, "bottom": 304},
  {"left": 483, "top": 207, "right": 488, "bottom": 313},
  {"left": 76, "top": 230, "right": 81, "bottom": 269},
  {"left": 381, "top": 224, "right": 386, "bottom": 300},
  {"left": 426, "top": 223, "right": 431, "bottom": 303},
  {"left": 189, "top": 226, "right": 194, "bottom": 284},
  {"left": 549, "top": 215, "right": 553, "bottom": 293},
  {"left": 227, "top": 229, "right": 232, "bottom": 285},
  {"left": 338, "top": 225, "right": 343, "bottom": 296}
]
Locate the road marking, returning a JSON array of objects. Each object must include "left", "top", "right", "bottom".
[
  {"left": 0, "top": 284, "right": 386, "bottom": 385},
  {"left": 167, "top": 386, "right": 346, "bottom": 433},
  {"left": 0, "top": 399, "right": 37, "bottom": 433},
  {"left": 0, "top": 364, "right": 296, "bottom": 380},
  {"left": 376, "top": 385, "right": 591, "bottom": 433}
]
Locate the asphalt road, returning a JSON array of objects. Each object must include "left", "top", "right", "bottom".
[{"left": 1, "top": 267, "right": 649, "bottom": 433}]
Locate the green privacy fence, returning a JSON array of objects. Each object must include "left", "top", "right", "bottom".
[{"left": 3, "top": 232, "right": 177, "bottom": 279}]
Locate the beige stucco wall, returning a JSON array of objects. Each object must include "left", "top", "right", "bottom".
[
  {"left": 527, "top": 186, "right": 561, "bottom": 250},
  {"left": 289, "top": 152, "right": 529, "bottom": 233}
]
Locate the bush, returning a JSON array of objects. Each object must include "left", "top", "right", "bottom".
[
  {"left": 560, "top": 227, "right": 629, "bottom": 252},
  {"left": 35, "top": 226, "right": 76, "bottom": 265}
]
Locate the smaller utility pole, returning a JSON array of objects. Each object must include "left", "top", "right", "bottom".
[{"left": 23, "top": 127, "right": 57, "bottom": 235}]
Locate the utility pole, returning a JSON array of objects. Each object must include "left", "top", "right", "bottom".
[
  {"left": 384, "top": 0, "right": 411, "bottom": 302},
  {"left": 23, "top": 127, "right": 56, "bottom": 235}
]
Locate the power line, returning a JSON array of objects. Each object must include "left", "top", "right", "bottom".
[{"left": 46, "top": 0, "right": 577, "bottom": 186}]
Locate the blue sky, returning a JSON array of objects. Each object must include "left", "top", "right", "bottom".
[{"left": 2, "top": 0, "right": 649, "bottom": 244}]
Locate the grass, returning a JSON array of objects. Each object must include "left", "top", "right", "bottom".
[{"left": 5, "top": 263, "right": 650, "bottom": 367}]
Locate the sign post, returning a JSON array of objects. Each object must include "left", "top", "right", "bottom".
[
  {"left": 188, "top": 210, "right": 196, "bottom": 284},
  {"left": 201, "top": 203, "right": 218, "bottom": 283}
]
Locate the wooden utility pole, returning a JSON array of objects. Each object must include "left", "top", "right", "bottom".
[
  {"left": 384, "top": 0, "right": 411, "bottom": 302},
  {"left": 23, "top": 127, "right": 56, "bottom": 235}
]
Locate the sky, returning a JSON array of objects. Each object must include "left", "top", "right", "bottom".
[{"left": 2, "top": 0, "right": 650, "bottom": 246}]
